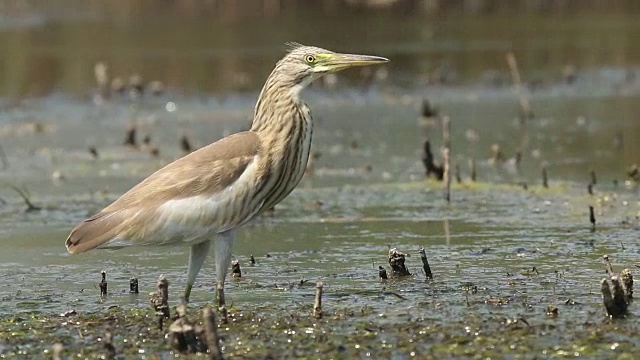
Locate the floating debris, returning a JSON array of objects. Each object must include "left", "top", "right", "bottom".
[
  {"left": 313, "top": 281, "right": 323, "bottom": 319},
  {"left": 150, "top": 275, "right": 170, "bottom": 330},
  {"left": 545, "top": 305, "right": 558, "bottom": 318},
  {"left": 388, "top": 248, "right": 411, "bottom": 277}
]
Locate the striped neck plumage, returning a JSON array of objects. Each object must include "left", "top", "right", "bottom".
[{"left": 250, "top": 70, "right": 314, "bottom": 133}]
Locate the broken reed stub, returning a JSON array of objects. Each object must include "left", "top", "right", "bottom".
[
  {"left": 378, "top": 266, "right": 388, "bottom": 281},
  {"left": 590, "top": 206, "right": 596, "bottom": 232},
  {"left": 150, "top": 275, "right": 170, "bottom": 330},
  {"left": 169, "top": 304, "right": 207, "bottom": 354},
  {"left": 231, "top": 260, "right": 241, "bottom": 278},
  {"left": 619, "top": 268, "right": 633, "bottom": 301},
  {"left": 603, "top": 255, "right": 614, "bottom": 276},
  {"left": 249, "top": 255, "right": 256, "bottom": 266},
  {"left": 99, "top": 270, "right": 108, "bottom": 296},
  {"left": 129, "top": 277, "right": 139, "bottom": 294},
  {"left": 103, "top": 332, "right": 116, "bottom": 360},
  {"left": 123, "top": 124, "right": 137, "bottom": 147},
  {"left": 443, "top": 148, "right": 451, "bottom": 203},
  {"left": 203, "top": 306, "right": 225, "bottom": 360},
  {"left": 418, "top": 247, "right": 433, "bottom": 280},
  {"left": 422, "top": 140, "right": 444, "bottom": 180},
  {"left": 313, "top": 281, "right": 323, "bottom": 319},
  {"left": 388, "top": 248, "right": 411, "bottom": 277},
  {"left": 469, "top": 158, "right": 477, "bottom": 182},
  {"left": 52, "top": 343, "right": 64, "bottom": 360},
  {"left": 180, "top": 134, "right": 193, "bottom": 154},
  {"left": 601, "top": 275, "right": 629, "bottom": 318}
]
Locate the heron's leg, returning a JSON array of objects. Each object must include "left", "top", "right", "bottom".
[
  {"left": 214, "top": 229, "right": 236, "bottom": 323},
  {"left": 183, "top": 240, "right": 212, "bottom": 303}
]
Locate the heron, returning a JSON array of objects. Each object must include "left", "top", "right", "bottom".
[{"left": 65, "top": 43, "right": 388, "bottom": 320}]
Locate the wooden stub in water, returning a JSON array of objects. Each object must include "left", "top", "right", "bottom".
[
  {"left": 231, "top": 260, "right": 241, "bottom": 278},
  {"left": 506, "top": 52, "right": 533, "bottom": 119},
  {"left": 313, "top": 281, "right": 323, "bottom": 319},
  {"left": 203, "top": 306, "right": 224, "bottom": 360},
  {"left": 103, "top": 332, "right": 116, "bottom": 360},
  {"left": 421, "top": 140, "right": 443, "bottom": 180},
  {"left": 388, "top": 248, "right": 411, "bottom": 277},
  {"left": 378, "top": 266, "right": 388, "bottom": 281},
  {"left": 418, "top": 247, "right": 433, "bottom": 280},
  {"left": 99, "top": 270, "right": 108, "bottom": 296},
  {"left": 150, "top": 275, "right": 170, "bottom": 330},
  {"left": 443, "top": 148, "right": 451, "bottom": 202},
  {"left": 129, "top": 277, "right": 139, "bottom": 294},
  {"left": 600, "top": 255, "right": 634, "bottom": 318},
  {"left": 601, "top": 276, "right": 628, "bottom": 318},
  {"left": 169, "top": 304, "right": 205, "bottom": 354}
]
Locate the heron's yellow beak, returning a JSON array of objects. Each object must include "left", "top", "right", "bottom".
[{"left": 315, "top": 53, "right": 389, "bottom": 73}]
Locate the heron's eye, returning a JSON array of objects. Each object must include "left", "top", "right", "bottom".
[{"left": 305, "top": 54, "right": 316, "bottom": 64}]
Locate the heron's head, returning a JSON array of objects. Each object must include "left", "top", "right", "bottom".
[{"left": 272, "top": 43, "right": 389, "bottom": 91}]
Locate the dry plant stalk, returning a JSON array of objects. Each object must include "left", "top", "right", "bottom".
[
  {"left": 506, "top": 52, "right": 533, "bottom": 119},
  {"left": 313, "top": 281, "right": 324, "bottom": 319}
]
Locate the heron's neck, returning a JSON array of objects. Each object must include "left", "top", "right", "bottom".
[{"left": 250, "top": 75, "right": 310, "bottom": 133}]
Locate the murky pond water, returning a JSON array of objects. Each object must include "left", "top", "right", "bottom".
[{"left": 1, "top": 2, "right": 640, "bottom": 358}]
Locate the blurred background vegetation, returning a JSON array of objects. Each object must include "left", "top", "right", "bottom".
[
  {"left": 2, "top": 0, "right": 640, "bottom": 96},
  {"left": 0, "top": 0, "right": 638, "bottom": 182}
]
